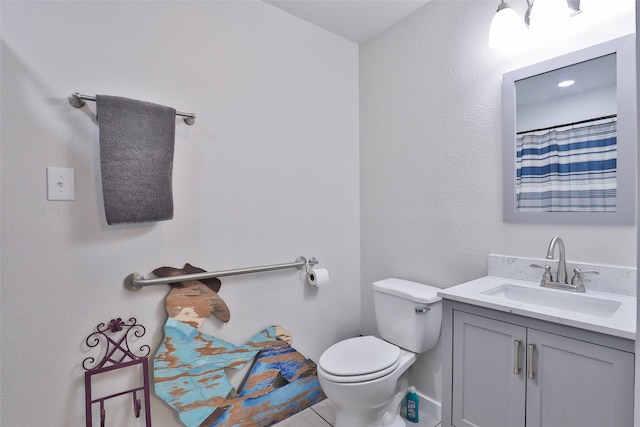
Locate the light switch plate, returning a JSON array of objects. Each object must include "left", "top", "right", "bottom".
[{"left": 47, "top": 167, "right": 75, "bottom": 201}]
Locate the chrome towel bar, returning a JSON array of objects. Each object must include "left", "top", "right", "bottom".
[
  {"left": 68, "top": 92, "right": 197, "bottom": 125},
  {"left": 125, "top": 256, "right": 318, "bottom": 291}
]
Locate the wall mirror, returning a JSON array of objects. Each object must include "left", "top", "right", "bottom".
[{"left": 502, "top": 35, "right": 636, "bottom": 225}]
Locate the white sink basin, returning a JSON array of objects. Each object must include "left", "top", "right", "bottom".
[
  {"left": 482, "top": 284, "right": 623, "bottom": 318},
  {"left": 438, "top": 276, "right": 636, "bottom": 339}
]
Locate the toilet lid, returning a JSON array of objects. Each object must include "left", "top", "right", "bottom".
[{"left": 319, "top": 336, "right": 401, "bottom": 377}]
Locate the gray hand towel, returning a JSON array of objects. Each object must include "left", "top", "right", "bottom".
[{"left": 96, "top": 95, "right": 176, "bottom": 225}]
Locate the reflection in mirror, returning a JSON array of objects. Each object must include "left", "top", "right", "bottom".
[
  {"left": 503, "top": 35, "right": 636, "bottom": 225},
  {"left": 515, "top": 54, "right": 617, "bottom": 213}
]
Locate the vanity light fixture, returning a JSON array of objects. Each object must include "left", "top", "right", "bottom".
[
  {"left": 489, "top": 0, "right": 582, "bottom": 49},
  {"left": 488, "top": 1, "right": 522, "bottom": 49},
  {"left": 529, "top": 0, "right": 570, "bottom": 31}
]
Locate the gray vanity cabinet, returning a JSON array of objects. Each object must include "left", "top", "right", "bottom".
[
  {"left": 526, "top": 328, "right": 633, "bottom": 427},
  {"left": 442, "top": 301, "right": 635, "bottom": 427},
  {"left": 452, "top": 311, "right": 525, "bottom": 427}
]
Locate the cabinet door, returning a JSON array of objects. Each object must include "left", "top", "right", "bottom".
[
  {"left": 452, "top": 311, "right": 526, "bottom": 427},
  {"left": 526, "top": 328, "right": 634, "bottom": 427}
]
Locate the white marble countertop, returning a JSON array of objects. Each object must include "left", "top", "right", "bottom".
[{"left": 438, "top": 276, "right": 636, "bottom": 340}]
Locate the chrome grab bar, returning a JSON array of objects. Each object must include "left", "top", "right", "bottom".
[{"left": 125, "top": 256, "right": 311, "bottom": 291}]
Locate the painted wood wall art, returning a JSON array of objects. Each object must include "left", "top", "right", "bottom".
[
  {"left": 152, "top": 264, "right": 326, "bottom": 427},
  {"left": 83, "top": 317, "right": 152, "bottom": 427}
]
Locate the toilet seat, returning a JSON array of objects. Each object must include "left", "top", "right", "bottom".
[{"left": 319, "top": 336, "right": 401, "bottom": 383}]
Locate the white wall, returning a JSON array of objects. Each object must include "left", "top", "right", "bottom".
[
  {"left": 0, "top": 2, "right": 360, "bottom": 426},
  {"left": 360, "top": 0, "right": 635, "bottom": 409}
]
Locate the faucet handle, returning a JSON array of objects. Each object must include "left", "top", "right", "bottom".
[
  {"left": 570, "top": 268, "right": 599, "bottom": 291},
  {"left": 530, "top": 263, "right": 553, "bottom": 285}
]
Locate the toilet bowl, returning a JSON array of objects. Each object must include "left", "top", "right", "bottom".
[
  {"left": 318, "top": 336, "right": 416, "bottom": 427},
  {"left": 317, "top": 278, "right": 442, "bottom": 427}
]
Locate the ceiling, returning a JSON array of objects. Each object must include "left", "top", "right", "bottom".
[
  {"left": 264, "top": 0, "right": 432, "bottom": 43},
  {"left": 516, "top": 53, "right": 617, "bottom": 107}
]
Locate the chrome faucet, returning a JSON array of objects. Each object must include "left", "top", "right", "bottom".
[
  {"left": 546, "top": 236, "right": 567, "bottom": 284},
  {"left": 530, "top": 237, "right": 597, "bottom": 292}
]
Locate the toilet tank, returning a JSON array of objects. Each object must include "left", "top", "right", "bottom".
[{"left": 373, "top": 278, "right": 442, "bottom": 353}]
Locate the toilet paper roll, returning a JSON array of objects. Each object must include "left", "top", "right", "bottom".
[{"left": 308, "top": 268, "right": 330, "bottom": 287}]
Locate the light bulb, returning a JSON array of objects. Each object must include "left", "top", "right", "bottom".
[
  {"left": 489, "top": 3, "right": 523, "bottom": 49},
  {"left": 558, "top": 80, "right": 575, "bottom": 88},
  {"left": 530, "top": 0, "right": 569, "bottom": 31}
]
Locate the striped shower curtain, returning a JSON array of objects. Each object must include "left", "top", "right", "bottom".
[{"left": 516, "top": 120, "right": 617, "bottom": 212}]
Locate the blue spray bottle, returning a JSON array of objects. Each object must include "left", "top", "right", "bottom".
[{"left": 406, "top": 386, "right": 419, "bottom": 423}]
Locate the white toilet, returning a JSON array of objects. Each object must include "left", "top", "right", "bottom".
[{"left": 317, "top": 278, "right": 442, "bottom": 427}]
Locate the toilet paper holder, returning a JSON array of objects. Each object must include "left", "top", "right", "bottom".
[
  {"left": 305, "top": 257, "right": 320, "bottom": 275},
  {"left": 306, "top": 258, "right": 330, "bottom": 287}
]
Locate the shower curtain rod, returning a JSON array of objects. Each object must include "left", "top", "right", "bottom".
[
  {"left": 517, "top": 114, "right": 616, "bottom": 135},
  {"left": 68, "top": 92, "right": 197, "bottom": 125},
  {"left": 125, "top": 256, "right": 314, "bottom": 291}
]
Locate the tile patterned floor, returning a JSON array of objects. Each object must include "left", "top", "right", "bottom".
[{"left": 275, "top": 399, "right": 441, "bottom": 427}]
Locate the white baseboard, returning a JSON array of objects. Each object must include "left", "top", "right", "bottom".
[{"left": 417, "top": 391, "right": 441, "bottom": 421}]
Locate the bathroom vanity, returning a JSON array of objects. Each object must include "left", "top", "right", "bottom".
[{"left": 438, "top": 271, "right": 636, "bottom": 427}]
